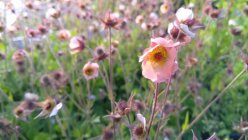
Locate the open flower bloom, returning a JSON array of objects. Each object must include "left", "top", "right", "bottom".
[
  {"left": 139, "top": 37, "right": 180, "bottom": 83},
  {"left": 57, "top": 29, "right": 71, "bottom": 41},
  {"left": 69, "top": 36, "right": 85, "bottom": 54},
  {"left": 82, "top": 62, "right": 99, "bottom": 80},
  {"left": 35, "top": 97, "right": 62, "bottom": 119}
]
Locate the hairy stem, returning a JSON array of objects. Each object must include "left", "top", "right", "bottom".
[
  {"left": 108, "top": 27, "right": 114, "bottom": 110},
  {"left": 154, "top": 78, "right": 172, "bottom": 140},
  {"left": 146, "top": 83, "right": 159, "bottom": 140}
]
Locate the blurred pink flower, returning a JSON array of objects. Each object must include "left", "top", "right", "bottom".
[
  {"left": 12, "top": 49, "right": 26, "bottom": 65},
  {"left": 26, "top": 28, "right": 40, "bottom": 38},
  {"left": 82, "top": 62, "right": 99, "bottom": 80},
  {"left": 57, "top": 29, "right": 71, "bottom": 41},
  {"left": 69, "top": 36, "right": 85, "bottom": 54},
  {"left": 139, "top": 37, "right": 180, "bottom": 83}
]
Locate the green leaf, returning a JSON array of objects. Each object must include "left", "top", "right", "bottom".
[{"left": 182, "top": 112, "right": 189, "bottom": 132}]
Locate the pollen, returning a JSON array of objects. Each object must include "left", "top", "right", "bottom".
[{"left": 147, "top": 46, "right": 168, "bottom": 67}]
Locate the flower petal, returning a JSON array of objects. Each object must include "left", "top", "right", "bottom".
[
  {"left": 179, "top": 24, "right": 195, "bottom": 38},
  {"left": 176, "top": 7, "right": 194, "bottom": 22},
  {"left": 136, "top": 113, "right": 146, "bottom": 129},
  {"left": 49, "top": 102, "right": 63, "bottom": 117}
]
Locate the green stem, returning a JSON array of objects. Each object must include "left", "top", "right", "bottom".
[
  {"left": 146, "top": 83, "right": 159, "bottom": 140},
  {"left": 176, "top": 69, "right": 246, "bottom": 140}
]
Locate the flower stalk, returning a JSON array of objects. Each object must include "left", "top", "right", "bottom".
[{"left": 146, "top": 83, "right": 159, "bottom": 140}]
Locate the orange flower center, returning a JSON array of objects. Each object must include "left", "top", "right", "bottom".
[
  {"left": 84, "top": 67, "right": 94, "bottom": 76},
  {"left": 147, "top": 46, "right": 168, "bottom": 67}
]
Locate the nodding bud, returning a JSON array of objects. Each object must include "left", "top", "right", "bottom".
[
  {"left": 94, "top": 46, "right": 107, "bottom": 61},
  {"left": 183, "top": 19, "right": 195, "bottom": 27},
  {"left": 46, "top": 8, "right": 60, "bottom": 19},
  {"left": 12, "top": 50, "right": 26, "bottom": 65},
  {"left": 116, "top": 100, "right": 130, "bottom": 116},
  {"left": 169, "top": 25, "right": 180, "bottom": 39},
  {"left": 14, "top": 93, "right": 39, "bottom": 119},
  {"left": 26, "top": 28, "right": 40, "bottom": 38},
  {"left": 111, "top": 40, "right": 119, "bottom": 48},
  {"left": 78, "top": 2, "right": 87, "bottom": 10},
  {"left": 132, "top": 100, "right": 145, "bottom": 112},
  {"left": 101, "top": 11, "right": 120, "bottom": 29},
  {"left": 188, "top": 80, "right": 201, "bottom": 94},
  {"left": 51, "top": 70, "right": 69, "bottom": 88},
  {"left": 135, "top": 15, "right": 144, "bottom": 24},
  {"left": 133, "top": 124, "right": 146, "bottom": 140},
  {"left": 40, "top": 74, "right": 52, "bottom": 87},
  {"left": 25, "top": 1, "right": 33, "bottom": 9},
  {"left": 163, "top": 102, "right": 177, "bottom": 116},
  {"left": 231, "top": 27, "right": 242, "bottom": 36},
  {"left": 102, "top": 128, "right": 114, "bottom": 140},
  {"left": 105, "top": 113, "right": 122, "bottom": 123},
  {"left": 186, "top": 55, "right": 198, "bottom": 68},
  {"left": 69, "top": 36, "right": 85, "bottom": 54},
  {"left": 38, "top": 25, "right": 47, "bottom": 35},
  {"left": 209, "top": 9, "right": 222, "bottom": 18}
]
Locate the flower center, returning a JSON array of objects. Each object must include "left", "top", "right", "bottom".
[
  {"left": 147, "top": 46, "right": 168, "bottom": 67},
  {"left": 84, "top": 67, "right": 94, "bottom": 76}
]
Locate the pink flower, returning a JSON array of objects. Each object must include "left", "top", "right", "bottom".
[
  {"left": 139, "top": 37, "right": 180, "bottom": 83},
  {"left": 82, "top": 62, "right": 99, "bottom": 80},
  {"left": 69, "top": 36, "right": 85, "bottom": 54},
  {"left": 57, "top": 29, "right": 71, "bottom": 41},
  {"left": 26, "top": 28, "right": 40, "bottom": 38}
]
